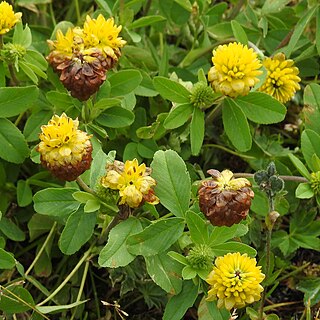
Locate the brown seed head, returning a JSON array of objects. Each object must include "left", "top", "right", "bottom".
[{"left": 198, "top": 169, "right": 254, "bottom": 226}]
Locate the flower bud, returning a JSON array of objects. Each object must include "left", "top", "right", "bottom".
[
  {"left": 310, "top": 171, "right": 320, "bottom": 195},
  {"left": 186, "top": 244, "right": 214, "bottom": 270},
  {"left": 189, "top": 82, "right": 216, "bottom": 109}
]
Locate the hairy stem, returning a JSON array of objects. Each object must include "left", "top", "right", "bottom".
[
  {"left": 258, "top": 196, "right": 275, "bottom": 319},
  {"left": 233, "top": 173, "right": 308, "bottom": 183},
  {"left": 76, "top": 177, "right": 95, "bottom": 194},
  {"left": 8, "top": 64, "right": 19, "bottom": 86}
]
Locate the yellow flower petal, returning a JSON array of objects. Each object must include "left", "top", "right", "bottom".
[
  {"left": 83, "top": 14, "right": 126, "bottom": 59},
  {"left": 0, "top": 1, "right": 21, "bottom": 35},
  {"left": 119, "top": 185, "right": 143, "bottom": 208}
]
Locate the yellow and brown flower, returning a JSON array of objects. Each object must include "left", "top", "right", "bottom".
[
  {"left": 46, "top": 15, "right": 126, "bottom": 101},
  {"left": 37, "top": 113, "right": 92, "bottom": 181},
  {"left": 83, "top": 15, "right": 126, "bottom": 69},
  {"left": 198, "top": 169, "right": 254, "bottom": 227},
  {"left": 101, "top": 159, "right": 159, "bottom": 208}
]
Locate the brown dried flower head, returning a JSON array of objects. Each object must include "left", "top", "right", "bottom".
[
  {"left": 46, "top": 15, "right": 126, "bottom": 101},
  {"left": 198, "top": 169, "right": 254, "bottom": 227}
]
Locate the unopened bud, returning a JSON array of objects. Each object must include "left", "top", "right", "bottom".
[
  {"left": 266, "top": 211, "right": 280, "bottom": 230},
  {"left": 186, "top": 244, "right": 213, "bottom": 270},
  {"left": 189, "top": 82, "right": 216, "bottom": 109}
]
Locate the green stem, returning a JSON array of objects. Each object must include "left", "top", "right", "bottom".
[
  {"left": 25, "top": 222, "right": 57, "bottom": 276},
  {"left": 159, "top": 32, "right": 164, "bottom": 57},
  {"left": 76, "top": 177, "right": 95, "bottom": 194},
  {"left": 157, "top": 213, "right": 173, "bottom": 221},
  {"left": 82, "top": 100, "right": 92, "bottom": 123},
  {"left": 258, "top": 196, "right": 275, "bottom": 320},
  {"left": 74, "top": 0, "right": 81, "bottom": 24},
  {"left": 76, "top": 177, "right": 118, "bottom": 213},
  {"left": 119, "top": 0, "right": 125, "bottom": 25},
  {"left": 0, "top": 35, "right": 3, "bottom": 49},
  {"left": 89, "top": 268, "right": 101, "bottom": 319},
  {"left": 227, "top": 0, "right": 246, "bottom": 20},
  {"left": 277, "top": 262, "right": 310, "bottom": 282},
  {"left": 263, "top": 300, "right": 301, "bottom": 311},
  {"left": 205, "top": 102, "right": 223, "bottom": 125},
  {"left": 122, "top": 295, "right": 143, "bottom": 310},
  {"left": 233, "top": 173, "right": 308, "bottom": 183},
  {"left": 70, "top": 260, "right": 90, "bottom": 320},
  {"left": 15, "top": 238, "right": 41, "bottom": 258},
  {"left": 49, "top": 2, "right": 57, "bottom": 27},
  {"left": 0, "top": 285, "right": 50, "bottom": 320},
  {"left": 98, "top": 214, "right": 121, "bottom": 244},
  {"left": 37, "top": 243, "right": 94, "bottom": 306},
  {"left": 14, "top": 112, "right": 25, "bottom": 127},
  {"left": 203, "top": 144, "right": 255, "bottom": 160},
  {"left": 8, "top": 64, "right": 19, "bottom": 86},
  {"left": 306, "top": 299, "right": 311, "bottom": 320},
  {"left": 248, "top": 41, "right": 265, "bottom": 59},
  {"left": 143, "top": 0, "right": 152, "bottom": 16}
]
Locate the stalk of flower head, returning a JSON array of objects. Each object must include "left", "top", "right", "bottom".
[{"left": 47, "top": 14, "right": 126, "bottom": 101}]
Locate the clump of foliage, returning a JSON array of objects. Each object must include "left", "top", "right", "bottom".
[{"left": 0, "top": 1, "right": 319, "bottom": 320}]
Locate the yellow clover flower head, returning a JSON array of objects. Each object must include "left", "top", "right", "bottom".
[
  {"left": 46, "top": 15, "right": 126, "bottom": 101},
  {"left": 101, "top": 159, "right": 159, "bottom": 208},
  {"left": 206, "top": 252, "right": 265, "bottom": 310},
  {"left": 0, "top": 1, "right": 22, "bottom": 35},
  {"left": 259, "top": 53, "right": 301, "bottom": 103},
  {"left": 37, "top": 113, "right": 92, "bottom": 181},
  {"left": 47, "top": 27, "right": 84, "bottom": 63},
  {"left": 208, "top": 42, "right": 262, "bottom": 98},
  {"left": 83, "top": 14, "right": 126, "bottom": 64}
]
